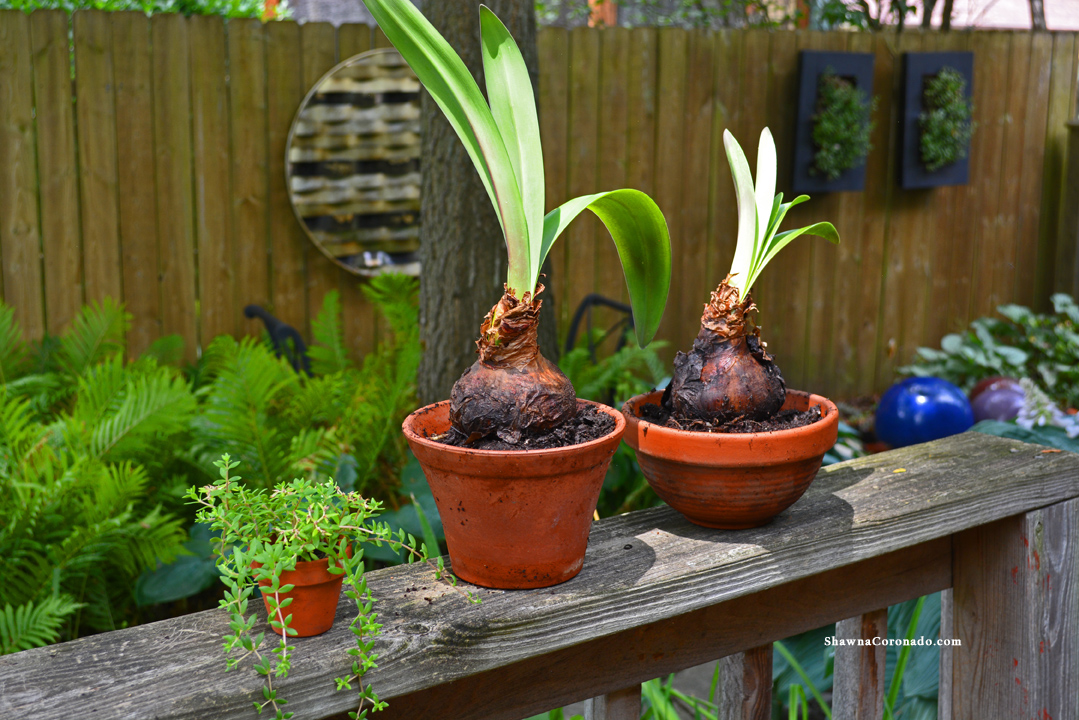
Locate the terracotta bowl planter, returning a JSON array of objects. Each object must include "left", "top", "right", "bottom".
[
  {"left": 621, "top": 390, "right": 839, "bottom": 529},
  {"left": 402, "top": 399, "right": 625, "bottom": 590},
  {"left": 254, "top": 553, "right": 347, "bottom": 637}
]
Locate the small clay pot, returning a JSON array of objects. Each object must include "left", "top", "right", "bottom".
[
  {"left": 402, "top": 400, "right": 624, "bottom": 590},
  {"left": 254, "top": 553, "right": 348, "bottom": 637},
  {"left": 621, "top": 390, "right": 838, "bottom": 529}
]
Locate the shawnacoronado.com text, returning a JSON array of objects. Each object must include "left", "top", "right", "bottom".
[{"left": 824, "top": 637, "right": 961, "bottom": 647}]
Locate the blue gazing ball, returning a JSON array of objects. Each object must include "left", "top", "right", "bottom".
[{"left": 875, "top": 377, "right": 975, "bottom": 448}]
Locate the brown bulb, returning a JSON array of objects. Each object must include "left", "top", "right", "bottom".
[
  {"left": 449, "top": 286, "right": 576, "bottom": 439},
  {"left": 665, "top": 277, "right": 785, "bottom": 423}
]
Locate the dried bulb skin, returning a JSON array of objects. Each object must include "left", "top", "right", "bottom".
[
  {"left": 449, "top": 286, "right": 577, "bottom": 439},
  {"left": 665, "top": 276, "right": 785, "bottom": 423}
]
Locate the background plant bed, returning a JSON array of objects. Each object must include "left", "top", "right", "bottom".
[
  {"left": 792, "top": 50, "right": 875, "bottom": 194},
  {"left": 899, "top": 51, "right": 975, "bottom": 189}
]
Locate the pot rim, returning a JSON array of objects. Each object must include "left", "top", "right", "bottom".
[
  {"left": 621, "top": 389, "right": 838, "bottom": 444},
  {"left": 402, "top": 398, "right": 626, "bottom": 458}
]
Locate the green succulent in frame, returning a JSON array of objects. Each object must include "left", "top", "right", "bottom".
[
  {"left": 810, "top": 68, "right": 876, "bottom": 181},
  {"left": 919, "top": 67, "right": 976, "bottom": 173},
  {"left": 361, "top": 0, "right": 672, "bottom": 442}
]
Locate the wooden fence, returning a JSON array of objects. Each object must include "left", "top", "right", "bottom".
[
  {"left": 2, "top": 431, "right": 1078, "bottom": 719},
  {"left": 0, "top": 10, "right": 1076, "bottom": 397}
]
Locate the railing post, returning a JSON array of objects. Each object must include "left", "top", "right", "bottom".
[
  {"left": 952, "top": 499, "right": 1079, "bottom": 719},
  {"left": 833, "top": 609, "right": 887, "bottom": 720},
  {"left": 583, "top": 685, "right": 640, "bottom": 720},
  {"left": 719, "top": 644, "right": 772, "bottom": 720},
  {"left": 938, "top": 588, "right": 953, "bottom": 720}
]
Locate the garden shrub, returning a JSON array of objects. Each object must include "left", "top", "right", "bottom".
[
  {"left": 919, "top": 66, "right": 975, "bottom": 173},
  {"left": 810, "top": 68, "right": 876, "bottom": 181},
  {"left": 0, "top": 0, "right": 278, "bottom": 18}
]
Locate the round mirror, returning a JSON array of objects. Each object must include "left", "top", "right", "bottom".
[{"left": 287, "top": 48, "right": 421, "bottom": 276}]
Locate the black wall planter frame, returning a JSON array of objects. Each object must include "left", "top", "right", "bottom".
[
  {"left": 899, "top": 51, "right": 974, "bottom": 189},
  {"left": 792, "top": 50, "right": 875, "bottom": 194}
]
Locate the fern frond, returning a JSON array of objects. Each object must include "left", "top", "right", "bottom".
[
  {"left": 58, "top": 299, "right": 130, "bottom": 377},
  {"left": 0, "top": 303, "right": 27, "bottom": 385},
  {"left": 309, "top": 290, "right": 352, "bottom": 375},
  {"left": 0, "top": 597, "right": 82, "bottom": 654},
  {"left": 90, "top": 369, "right": 196, "bottom": 462}
]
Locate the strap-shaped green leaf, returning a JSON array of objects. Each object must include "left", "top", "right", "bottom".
[
  {"left": 753, "top": 128, "right": 777, "bottom": 260},
  {"left": 753, "top": 221, "right": 840, "bottom": 289},
  {"left": 480, "top": 6, "right": 544, "bottom": 289},
  {"left": 362, "top": 0, "right": 532, "bottom": 293},
  {"left": 540, "top": 189, "right": 671, "bottom": 347},
  {"left": 723, "top": 129, "right": 757, "bottom": 295}
]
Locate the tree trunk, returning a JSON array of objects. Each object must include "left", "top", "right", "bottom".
[
  {"left": 417, "top": 0, "right": 558, "bottom": 405},
  {"left": 920, "top": 0, "right": 937, "bottom": 27},
  {"left": 941, "top": 0, "right": 954, "bottom": 29},
  {"left": 1029, "top": 0, "right": 1046, "bottom": 30}
]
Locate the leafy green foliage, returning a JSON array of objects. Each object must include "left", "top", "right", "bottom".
[
  {"left": 534, "top": 0, "right": 800, "bottom": 29},
  {"left": 811, "top": 69, "right": 876, "bottom": 181},
  {"left": 919, "top": 67, "right": 975, "bottom": 173},
  {"left": 0, "top": 0, "right": 278, "bottom": 19},
  {"left": 900, "top": 295, "right": 1079, "bottom": 408},
  {"left": 363, "top": 0, "right": 671, "bottom": 347},
  {"left": 0, "top": 597, "right": 83, "bottom": 655},
  {"left": 191, "top": 455, "right": 472, "bottom": 720},
  {"left": 724, "top": 128, "right": 839, "bottom": 297}
]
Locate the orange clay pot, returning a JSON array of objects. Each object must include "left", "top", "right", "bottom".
[
  {"left": 402, "top": 399, "right": 624, "bottom": 589},
  {"left": 254, "top": 550, "right": 349, "bottom": 637},
  {"left": 622, "top": 390, "right": 838, "bottom": 529}
]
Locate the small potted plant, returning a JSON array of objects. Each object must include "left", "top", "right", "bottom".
[
  {"left": 899, "top": 51, "right": 975, "bottom": 189},
  {"left": 190, "top": 455, "right": 466, "bottom": 720},
  {"left": 621, "top": 128, "right": 840, "bottom": 529},
  {"left": 362, "top": 0, "right": 671, "bottom": 589},
  {"left": 792, "top": 51, "right": 876, "bottom": 193}
]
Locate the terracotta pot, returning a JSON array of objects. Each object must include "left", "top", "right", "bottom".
[
  {"left": 254, "top": 551, "right": 348, "bottom": 637},
  {"left": 402, "top": 400, "right": 625, "bottom": 589},
  {"left": 621, "top": 390, "right": 839, "bottom": 529}
]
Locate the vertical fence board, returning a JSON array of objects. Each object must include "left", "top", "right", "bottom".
[
  {"left": 32, "top": 10, "right": 83, "bottom": 334},
  {"left": 1036, "top": 33, "right": 1077, "bottom": 307},
  {"left": 152, "top": 13, "right": 198, "bottom": 360},
  {"left": 189, "top": 14, "right": 233, "bottom": 346},
  {"left": 74, "top": 11, "right": 123, "bottom": 307},
  {"left": 678, "top": 29, "right": 715, "bottom": 354},
  {"left": 594, "top": 27, "right": 630, "bottom": 338},
  {"left": 113, "top": 11, "right": 160, "bottom": 357},
  {"left": 1051, "top": 33, "right": 1079, "bottom": 300},
  {"left": 1013, "top": 33, "right": 1054, "bottom": 307},
  {"left": 336, "top": 23, "right": 378, "bottom": 359},
  {"left": 266, "top": 21, "right": 308, "bottom": 335},
  {"left": 566, "top": 27, "right": 601, "bottom": 343},
  {"left": 538, "top": 27, "right": 570, "bottom": 340},
  {"left": 301, "top": 21, "right": 341, "bottom": 339},
  {"left": 228, "top": 18, "right": 271, "bottom": 342},
  {"left": 737, "top": 30, "right": 769, "bottom": 336},
  {"left": 708, "top": 30, "right": 743, "bottom": 292},
  {"left": 830, "top": 31, "right": 873, "bottom": 397},
  {"left": 0, "top": 10, "right": 44, "bottom": 338},
  {"left": 652, "top": 28, "right": 688, "bottom": 350},
  {"left": 967, "top": 32, "right": 1014, "bottom": 322}
]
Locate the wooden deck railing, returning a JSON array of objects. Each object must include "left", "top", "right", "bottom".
[{"left": 2, "top": 431, "right": 1078, "bottom": 720}]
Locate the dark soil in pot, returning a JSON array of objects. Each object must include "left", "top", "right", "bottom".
[
  {"left": 430, "top": 401, "right": 615, "bottom": 450},
  {"left": 640, "top": 399, "right": 822, "bottom": 434}
]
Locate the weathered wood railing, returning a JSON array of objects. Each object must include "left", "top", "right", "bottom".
[{"left": 2, "top": 432, "right": 1078, "bottom": 720}]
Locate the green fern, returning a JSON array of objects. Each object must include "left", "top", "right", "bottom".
[
  {"left": 58, "top": 298, "right": 130, "bottom": 377},
  {"left": 0, "top": 597, "right": 83, "bottom": 654},
  {"left": 0, "top": 304, "right": 27, "bottom": 385},
  {"left": 309, "top": 290, "right": 352, "bottom": 375}
]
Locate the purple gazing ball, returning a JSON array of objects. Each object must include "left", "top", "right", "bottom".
[
  {"left": 971, "top": 385, "right": 1026, "bottom": 423},
  {"left": 875, "top": 377, "right": 975, "bottom": 449}
]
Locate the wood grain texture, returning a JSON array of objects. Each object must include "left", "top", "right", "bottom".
[
  {"left": 708, "top": 29, "right": 743, "bottom": 295},
  {"left": 583, "top": 684, "right": 641, "bottom": 720},
  {"left": 227, "top": 18, "right": 270, "bottom": 340},
  {"left": 31, "top": 9, "right": 83, "bottom": 334},
  {"left": 833, "top": 609, "right": 887, "bottom": 720},
  {"left": 0, "top": 9, "right": 44, "bottom": 338},
  {"left": 152, "top": 13, "right": 198, "bottom": 361},
  {"left": 5, "top": 433, "right": 1079, "bottom": 720},
  {"left": 938, "top": 588, "right": 953, "bottom": 720},
  {"left": 538, "top": 26, "right": 569, "bottom": 339},
  {"left": 74, "top": 11, "right": 123, "bottom": 306},
  {"left": 266, "top": 20, "right": 309, "bottom": 335},
  {"left": 951, "top": 499, "right": 1079, "bottom": 720},
  {"left": 112, "top": 11, "right": 159, "bottom": 357},
  {"left": 719, "top": 645, "right": 773, "bottom": 720},
  {"left": 189, "top": 14, "right": 234, "bottom": 346}
]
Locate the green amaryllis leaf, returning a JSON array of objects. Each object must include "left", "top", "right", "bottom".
[
  {"left": 724, "top": 129, "right": 757, "bottom": 295},
  {"left": 753, "top": 128, "right": 777, "bottom": 258},
  {"left": 540, "top": 189, "right": 671, "bottom": 347},
  {"left": 480, "top": 6, "right": 544, "bottom": 289},
  {"left": 755, "top": 222, "right": 840, "bottom": 280},
  {"left": 361, "top": 0, "right": 532, "bottom": 294}
]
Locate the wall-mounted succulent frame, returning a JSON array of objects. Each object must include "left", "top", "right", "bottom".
[
  {"left": 899, "top": 51, "right": 975, "bottom": 189},
  {"left": 792, "top": 50, "right": 876, "bottom": 194}
]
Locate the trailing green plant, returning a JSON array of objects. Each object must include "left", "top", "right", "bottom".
[
  {"left": 363, "top": 0, "right": 671, "bottom": 442},
  {"left": 190, "top": 454, "right": 470, "bottom": 720},
  {"left": 810, "top": 69, "right": 876, "bottom": 181},
  {"left": 919, "top": 67, "right": 975, "bottom": 173},
  {"left": 900, "top": 294, "right": 1079, "bottom": 409}
]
